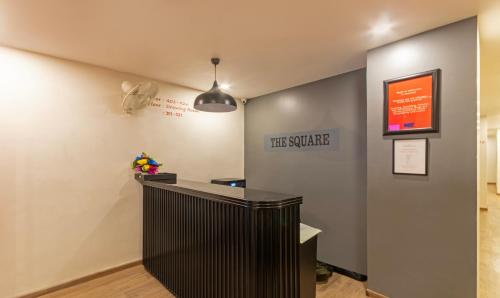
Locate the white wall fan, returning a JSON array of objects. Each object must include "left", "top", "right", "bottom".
[{"left": 121, "top": 81, "right": 159, "bottom": 114}]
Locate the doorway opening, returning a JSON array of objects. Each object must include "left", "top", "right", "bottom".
[{"left": 478, "top": 2, "right": 500, "bottom": 294}]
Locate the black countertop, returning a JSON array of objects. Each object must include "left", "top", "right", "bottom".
[{"left": 136, "top": 175, "right": 302, "bottom": 208}]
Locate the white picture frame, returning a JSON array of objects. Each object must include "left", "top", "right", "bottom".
[{"left": 393, "top": 138, "right": 428, "bottom": 176}]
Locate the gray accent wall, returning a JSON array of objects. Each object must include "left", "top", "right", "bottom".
[
  {"left": 367, "top": 18, "right": 477, "bottom": 297},
  {"left": 245, "top": 69, "right": 367, "bottom": 274}
]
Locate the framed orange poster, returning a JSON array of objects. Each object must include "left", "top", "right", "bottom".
[{"left": 383, "top": 69, "right": 440, "bottom": 135}]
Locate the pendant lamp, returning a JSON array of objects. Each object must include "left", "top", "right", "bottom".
[{"left": 194, "top": 58, "right": 237, "bottom": 112}]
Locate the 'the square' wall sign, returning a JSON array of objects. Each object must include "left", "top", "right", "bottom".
[{"left": 264, "top": 129, "right": 338, "bottom": 152}]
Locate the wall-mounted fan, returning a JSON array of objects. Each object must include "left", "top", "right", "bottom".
[{"left": 121, "top": 81, "right": 159, "bottom": 114}]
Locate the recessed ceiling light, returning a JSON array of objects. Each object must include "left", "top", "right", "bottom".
[
  {"left": 371, "top": 21, "right": 394, "bottom": 35},
  {"left": 220, "top": 83, "right": 231, "bottom": 90}
]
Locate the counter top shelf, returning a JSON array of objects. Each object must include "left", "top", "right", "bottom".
[{"left": 136, "top": 173, "right": 302, "bottom": 208}]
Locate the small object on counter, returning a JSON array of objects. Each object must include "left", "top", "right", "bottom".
[
  {"left": 211, "top": 178, "right": 246, "bottom": 188},
  {"left": 135, "top": 172, "right": 177, "bottom": 184},
  {"left": 131, "top": 152, "right": 162, "bottom": 174}
]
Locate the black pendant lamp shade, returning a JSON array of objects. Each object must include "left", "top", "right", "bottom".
[{"left": 194, "top": 58, "right": 237, "bottom": 112}]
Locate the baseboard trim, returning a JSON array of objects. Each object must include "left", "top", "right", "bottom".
[
  {"left": 318, "top": 261, "right": 367, "bottom": 281},
  {"left": 367, "top": 288, "right": 390, "bottom": 298},
  {"left": 17, "top": 260, "right": 142, "bottom": 298}
]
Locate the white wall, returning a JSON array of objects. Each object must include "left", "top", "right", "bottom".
[
  {"left": 0, "top": 46, "right": 244, "bottom": 297},
  {"left": 486, "top": 112, "right": 500, "bottom": 186},
  {"left": 480, "top": 117, "right": 488, "bottom": 209},
  {"left": 488, "top": 114, "right": 500, "bottom": 128},
  {"left": 498, "top": 130, "right": 500, "bottom": 194},
  {"left": 487, "top": 135, "right": 497, "bottom": 183}
]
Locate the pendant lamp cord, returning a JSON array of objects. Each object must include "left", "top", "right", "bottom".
[{"left": 211, "top": 57, "right": 220, "bottom": 83}]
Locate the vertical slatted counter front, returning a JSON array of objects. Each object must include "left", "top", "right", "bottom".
[{"left": 136, "top": 175, "right": 303, "bottom": 298}]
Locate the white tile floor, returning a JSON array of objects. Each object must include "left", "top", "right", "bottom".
[{"left": 480, "top": 185, "right": 500, "bottom": 298}]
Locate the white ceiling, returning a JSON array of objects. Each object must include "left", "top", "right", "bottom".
[{"left": 0, "top": 0, "right": 480, "bottom": 98}]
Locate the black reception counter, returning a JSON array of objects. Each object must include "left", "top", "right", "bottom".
[{"left": 136, "top": 174, "right": 303, "bottom": 298}]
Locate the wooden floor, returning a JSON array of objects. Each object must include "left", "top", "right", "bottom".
[
  {"left": 39, "top": 264, "right": 367, "bottom": 298},
  {"left": 480, "top": 185, "right": 500, "bottom": 298}
]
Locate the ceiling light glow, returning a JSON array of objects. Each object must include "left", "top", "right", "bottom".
[
  {"left": 220, "top": 83, "right": 231, "bottom": 90},
  {"left": 371, "top": 21, "right": 394, "bottom": 35}
]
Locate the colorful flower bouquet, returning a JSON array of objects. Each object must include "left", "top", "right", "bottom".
[{"left": 131, "top": 152, "right": 162, "bottom": 175}]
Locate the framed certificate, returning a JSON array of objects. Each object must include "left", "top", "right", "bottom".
[
  {"left": 393, "top": 138, "right": 428, "bottom": 175},
  {"left": 383, "top": 69, "right": 440, "bottom": 135}
]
